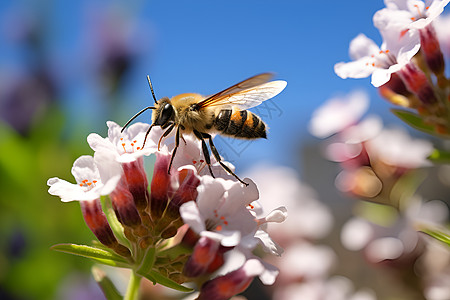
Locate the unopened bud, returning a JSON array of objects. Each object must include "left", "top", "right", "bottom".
[
  {"left": 183, "top": 236, "right": 220, "bottom": 278},
  {"left": 167, "top": 168, "right": 200, "bottom": 218},
  {"left": 110, "top": 177, "right": 142, "bottom": 228},
  {"left": 80, "top": 199, "right": 131, "bottom": 257},
  {"left": 150, "top": 153, "right": 172, "bottom": 219},
  {"left": 419, "top": 25, "right": 445, "bottom": 76},
  {"left": 122, "top": 157, "right": 149, "bottom": 210},
  {"left": 197, "top": 259, "right": 264, "bottom": 300},
  {"left": 398, "top": 63, "right": 437, "bottom": 105}
]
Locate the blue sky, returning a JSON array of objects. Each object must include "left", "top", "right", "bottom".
[{"left": 0, "top": 0, "right": 411, "bottom": 172}]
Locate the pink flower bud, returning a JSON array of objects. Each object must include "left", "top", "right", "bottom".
[
  {"left": 398, "top": 63, "right": 437, "bottom": 105},
  {"left": 122, "top": 157, "right": 149, "bottom": 210},
  {"left": 197, "top": 259, "right": 265, "bottom": 300},
  {"left": 167, "top": 167, "right": 200, "bottom": 218},
  {"left": 183, "top": 236, "right": 220, "bottom": 277},
  {"left": 419, "top": 25, "right": 445, "bottom": 76},
  {"left": 80, "top": 199, "right": 131, "bottom": 257},
  {"left": 150, "top": 153, "right": 172, "bottom": 219},
  {"left": 110, "top": 177, "right": 142, "bottom": 227}
]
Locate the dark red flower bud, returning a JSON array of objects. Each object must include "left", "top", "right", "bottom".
[
  {"left": 183, "top": 236, "right": 220, "bottom": 277},
  {"left": 398, "top": 63, "right": 437, "bottom": 105},
  {"left": 197, "top": 259, "right": 264, "bottom": 300},
  {"left": 80, "top": 199, "right": 131, "bottom": 257},
  {"left": 419, "top": 25, "right": 445, "bottom": 76},
  {"left": 122, "top": 158, "right": 150, "bottom": 210},
  {"left": 110, "top": 177, "right": 142, "bottom": 228},
  {"left": 150, "top": 153, "right": 172, "bottom": 219}
]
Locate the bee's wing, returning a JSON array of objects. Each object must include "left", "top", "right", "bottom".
[{"left": 196, "top": 73, "right": 286, "bottom": 110}]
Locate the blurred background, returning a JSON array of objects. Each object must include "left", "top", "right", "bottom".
[{"left": 1, "top": 1, "right": 449, "bottom": 299}]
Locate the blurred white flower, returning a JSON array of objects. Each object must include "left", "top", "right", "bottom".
[
  {"left": 365, "top": 126, "right": 433, "bottom": 168},
  {"left": 341, "top": 198, "right": 449, "bottom": 266},
  {"left": 433, "top": 12, "right": 450, "bottom": 54},
  {"left": 277, "top": 242, "right": 336, "bottom": 282},
  {"left": 273, "top": 275, "right": 377, "bottom": 300},
  {"left": 309, "top": 90, "right": 369, "bottom": 139},
  {"left": 244, "top": 163, "right": 333, "bottom": 240}
]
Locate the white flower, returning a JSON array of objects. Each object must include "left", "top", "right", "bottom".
[
  {"left": 180, "top": 176, "right": 260, "bottom": 247},
  {"left": 381, "top": 0, "right": 450, "bottom": 29},
  {"left": 47, "top": 154, "right": 121, "bottom": 202},
  {"left": 273, "top": 276, "right": 376, "bottom": 300},
  {"left": 433, "top": 12, "right": 450, "bottom": 53},
  {"left": 322, "top": 115, "right": 383, "bottom": 163},
  {"left": 168, "top": 134, "right": 237, "bottom": 181},
  {"left": 309, "top": 90, "right": 369, "bottom": 139},
  {"left": 334, "top": 31, "right": 420, "bottom": 87},
  {"left": 218, "top": 249, "right": 280, "bottom": 286},
  {"left": 87, "top": 121, "right": 159, "bottom": 163},
  {"left": 278, "top": 242, "right": 336, "bottom": 281},
  {"left": 365, "top": 126, "right": 433, "bottom": 168}
]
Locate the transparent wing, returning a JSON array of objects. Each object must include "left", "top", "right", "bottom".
[{"left": 197, "top": 73, "right": 286, "bottom": 110}]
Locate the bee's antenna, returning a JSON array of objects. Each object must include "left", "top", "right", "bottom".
[
  {"left": 121, "top": 106, "right": 155, "bottom": 133},
  {"left": 147, "top": 75, "right": 158, "bottom": 104}
]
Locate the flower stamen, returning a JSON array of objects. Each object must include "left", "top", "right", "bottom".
[{"left": 78, "top": 179, "right": 98, "bottom": 191}]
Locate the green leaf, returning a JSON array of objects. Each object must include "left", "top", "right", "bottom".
[
  {"left": 428, "top": 148, "right": 450, "bottom": 164},
  {"left": 138, "top": 270, "right": 193, "bottom": 292},
  {"left": 51, "top": 243, "right": 130, "bottom": 268},
  {"left": 420, "top": 227, "right": 450, "bottom": 247},
  {"left": 92, "top": 267, "right": 123, "bottom": 300},
  {"left": 390, "top": 108, "right": 450, "bottom": 138}
]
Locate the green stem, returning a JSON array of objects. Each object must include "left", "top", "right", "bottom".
[{"left": 124, "top": 271, "right": 142, "bottom": 300}]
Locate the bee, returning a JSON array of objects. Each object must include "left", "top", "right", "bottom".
[{"left": 121, "top": 73, "right": 287, "bottom": 186}]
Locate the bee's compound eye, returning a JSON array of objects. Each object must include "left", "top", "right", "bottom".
[
  {"left": 156, "top": 103, "right": 174, "bottom": 126},
  {"left": 163, "top": 103, "right": 172, "bottom": 112}
]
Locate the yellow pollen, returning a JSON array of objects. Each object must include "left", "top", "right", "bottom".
[{"left": 216, "top": 225, "right": 223, "bottom": 231}]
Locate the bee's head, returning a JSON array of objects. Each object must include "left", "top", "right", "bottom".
[{"left": 153, "top": 97, "right": 175, "bottom": 128}]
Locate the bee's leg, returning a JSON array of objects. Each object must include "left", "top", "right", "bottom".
[
  {"left": 202, "top": 132, "right": 249, "bottom": 187},
  {"left": 193, "top": 130, "right": 215, "bottom": 178},
  {"left": 158, "top": 122, "right": 175, "bottom": 150},
  {"left": 180, "top": 135, "right": 187, "bottom": 145},
  {"left": 141, "top": 124, "right": 154, "bottom": 149},
  {"left": 167, "top": 126, "right": 180, "bottom": 175}
]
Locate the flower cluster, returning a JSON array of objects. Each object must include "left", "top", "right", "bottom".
[
  {"left": 310, "top": 90, "right": 450, "bottom": 299},
  {"left": 310, "top": 90, "right": 433, "bottom": 203},
  {"left": 335, "top": 0, "right": 450, "bottom": 137},
  {"left": 244, "top": 164, "right": 377, "bottom": 300},
  {"left": 47, "top": 121, "right": 286, "bottom": 299}
]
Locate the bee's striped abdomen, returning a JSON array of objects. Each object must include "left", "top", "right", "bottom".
[{"left": 214, "top": 108, "right": 266, "bottom": 139}]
